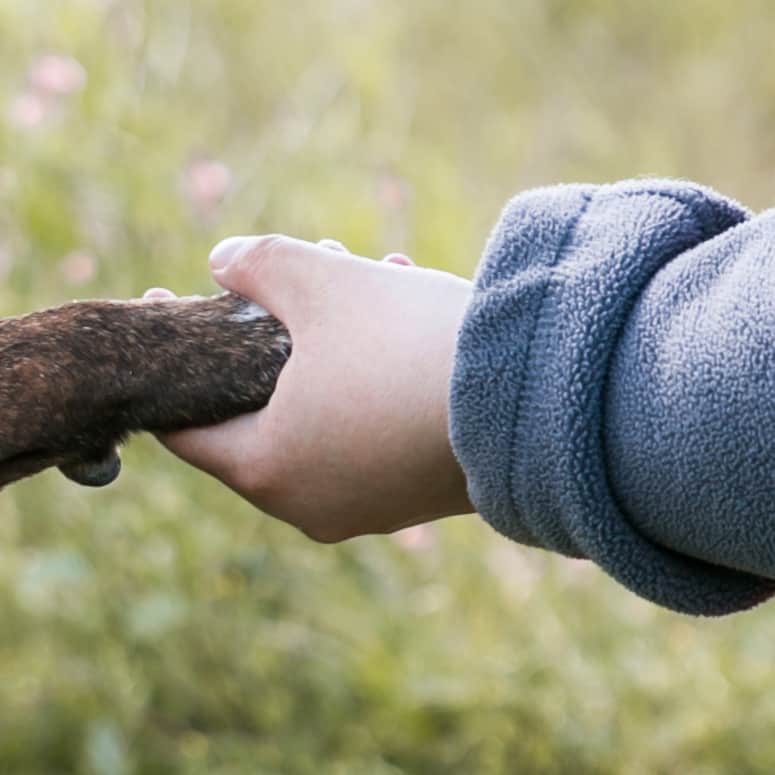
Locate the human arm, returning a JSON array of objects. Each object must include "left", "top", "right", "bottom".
[
  {"left": 153, "top": 178, "right": 775, "bottom": 616},
  {"left": 449, "top": 178, "right": 775, "bottom": 615}
]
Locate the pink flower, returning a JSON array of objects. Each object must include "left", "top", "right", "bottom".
[
  {"left": 376, "top": 171, "right": 410, "bottom": 211},
  {"left": 183, "top": 159, "right": 232, "bottom": 219},
  {"left": 7, "top": 53, "right": 87, "bottom": 131},
  {"left": 59, "top": 251, "right": 97, "bottom": 286},
  {"left": 28, "top": 54, "right": 87, "bottom": 96},
  {"left": 392, "top": 524, "right": 436, "bottom": 552},
  {"left": 7, "top": 93, "right": 47, "bottom": 129}
]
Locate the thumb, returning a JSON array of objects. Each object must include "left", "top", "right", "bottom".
[{"left": 209, "top": 234, "right": 337, "bottom": 323}]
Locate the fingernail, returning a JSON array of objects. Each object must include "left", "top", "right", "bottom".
[
  {"left": 209, "top": 236, "right": 247, "bottom": 270},
  {"left": 318, "top": 238, "right": 347, "bottom": 252},
  {"left": 143, "top": 287, "right": 176, "bottom": 300},
  {"left": 383, "top": 253, "right": 414, "bottom": 266}
]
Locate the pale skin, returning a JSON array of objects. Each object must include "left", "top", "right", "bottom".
[{"left": 144, "top": 235, "right": 474, "bottom": 543}]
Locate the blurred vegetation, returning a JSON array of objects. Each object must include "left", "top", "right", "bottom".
[{"left": 2, "top": 1, "right": 775, "bottom": 772}]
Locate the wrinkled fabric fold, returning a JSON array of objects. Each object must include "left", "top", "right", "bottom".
[{"left": 449, "top": 179, "right": 775, "bottom": 615}]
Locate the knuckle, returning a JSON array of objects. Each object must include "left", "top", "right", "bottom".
[
  {"left": 318, "top": 238, "right": 347, "bottom": 252},
  {"left": 232, "top": 234, "right": 301, "bottom": 299},
  {"left": 233, "top": 234, "right": 291, "bottom": 280},
  {"left": 245, "top": 233, "right": 291, "bottom": 264}
]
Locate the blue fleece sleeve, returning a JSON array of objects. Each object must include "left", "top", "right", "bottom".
[{"left": 449, "top": 179, "right": 775, "bottom": 616}]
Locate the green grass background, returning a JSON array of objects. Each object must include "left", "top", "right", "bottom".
[{"left": 2, "top": 2, "right": 775, "bottom": 773}]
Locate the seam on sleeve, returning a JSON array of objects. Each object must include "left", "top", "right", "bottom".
[{"left": 505, "top": 190, "right": 594, "bottom": 525}]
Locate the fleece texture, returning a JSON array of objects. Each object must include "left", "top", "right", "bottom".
[{"left": 449, "top": 178, "right": 775, "bottom": 616}]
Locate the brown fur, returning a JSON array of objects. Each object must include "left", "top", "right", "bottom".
[{"left": 0, "top": 293, "right": 290, "bottom": 488}]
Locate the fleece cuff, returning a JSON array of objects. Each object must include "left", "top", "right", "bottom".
[{"left": 449, "top": 179, "right": 775, "bottom": 615}]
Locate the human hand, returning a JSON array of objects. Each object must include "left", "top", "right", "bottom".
[{"left": 145, "top": 235, "right": 474, "bottom": 542}]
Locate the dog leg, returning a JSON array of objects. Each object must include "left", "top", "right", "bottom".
[{"left": 0, "top": 293, "right": 290, "bottom": 488}]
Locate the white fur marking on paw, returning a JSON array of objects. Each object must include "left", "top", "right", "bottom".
[{"left": 230, "top": 302, "right": 269, "bottom": 322}]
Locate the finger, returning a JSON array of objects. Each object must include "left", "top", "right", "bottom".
[
  {"left": 317, "top": 238, "right": 349, "bottom": 253},
  {"left": 208, "top": 234, "right": 355, "bottom": 323},
  {"left": 158, "top": 354, "right": 299, "bottom": 494},
  {"left": 382, "top": 252, "right": 414, "bottom": 267},
  {"left": 143, "top": 287, "right": 177, "bottom": 300}
]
